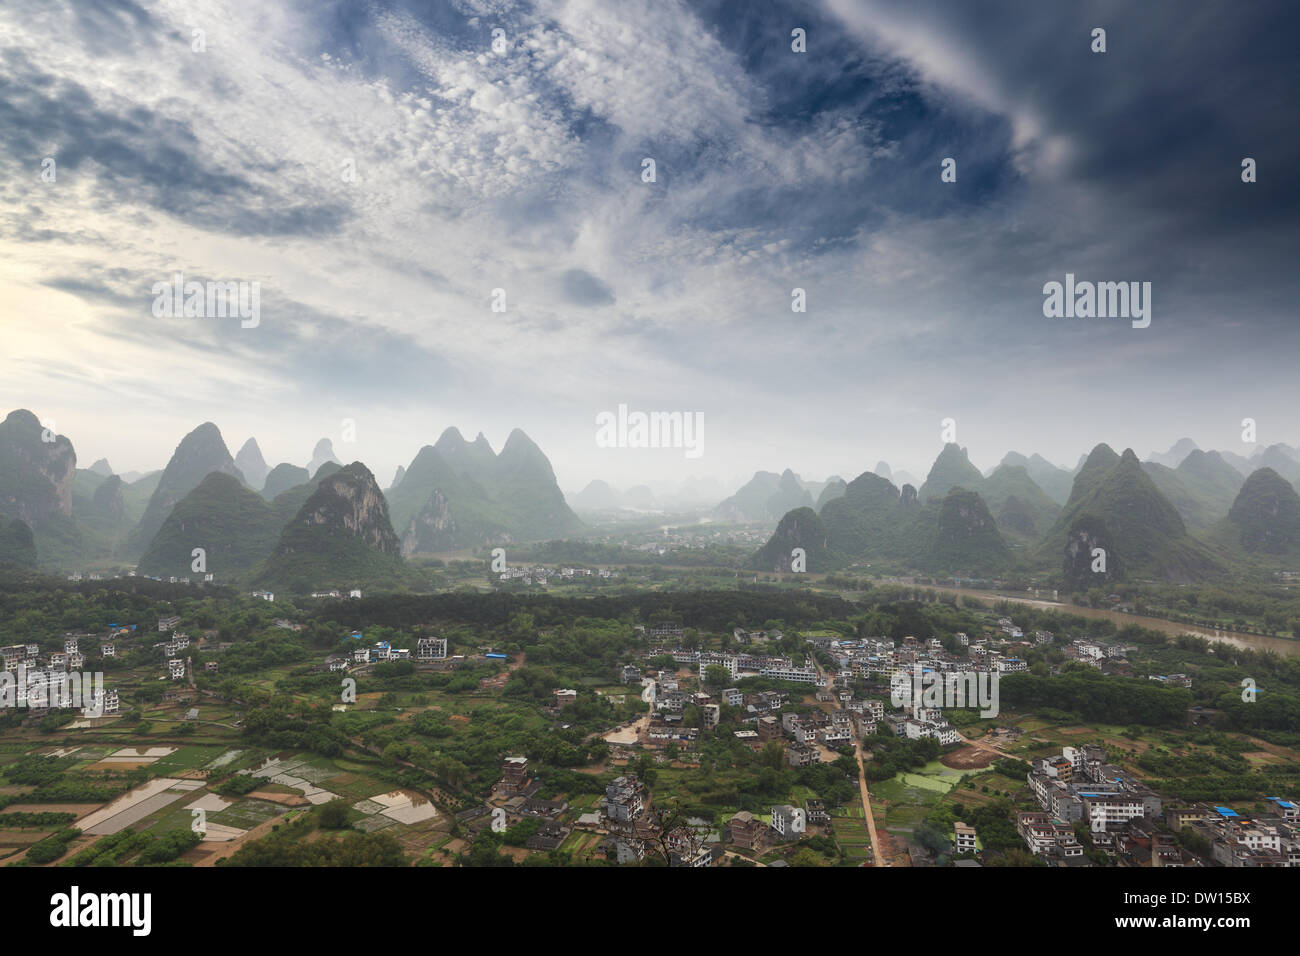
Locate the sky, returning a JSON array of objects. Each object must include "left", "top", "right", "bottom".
[{"left": 1, "top": 0, "right": 1296, "bottom": 495}]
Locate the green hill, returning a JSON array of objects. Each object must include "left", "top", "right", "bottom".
[
  {"left": 1040, "top": 447, "right": 1221, "bottom": 583},
  {"left": 69, "top": 472, "right": 132, "bottom": 560},
  {"left": 917, "top": 444, "right": 984, "bottom": 502},
  {"left": 1061, "top": 514, "right": 1123, "bottom": 589},
  {"left": 920, "top": 487, "right": 1012, "bottom": 574},
  {"left": 138, "top": 472, "right": 279, "bottom": 579},
  {"left": 262, "top": 463, "right": 311, "bottom": 500},
  {"left": 999, "top": 451, "right": 1074, "bottom": 505},
  {"left": 715, "top": 469, "right": 812, "bottom": 522},
  {"left": 1141, "top": 449, "right": 1244, "bottom": 530},
  {"left": 750, "top": 507, "right": 831, "bottom": 572},
  {"left": 389, "top": 428, "right": 582, "bottom": 554},
  {"left": 0, "top": 518, "right": 37, "bottom": 568},
  {"left": 763, "top": 474, "right": 1011, "bottom": 575},
  {"left": 0, "top": 409, "right": 81, "bottom": 567},
  {"left": 268, "top": 462, "right": 344, "bottom": 527},
  {"left": 818, "top": 471, "right": 920, "bottom": 563},
  {"left": 256, "top": 462, "right": 409, "bottom": 592},
  {"left": 815, "top": 477, "right": 847, "bottom": 510},
  {"left": 982, "top": 464, "right": 1061, "bottom": 542},
  {"left": 1200, "top": 467, "right": 1300, "bottom": 565},
  {"left": 129, "top": 422, "right": 244, "bottom": 556},
  {"left": 1252, "top": 444, "right": 1300, "bottom": 486}
]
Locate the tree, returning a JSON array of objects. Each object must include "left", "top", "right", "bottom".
[
  {"left": 704, "top": 665, "right": 731, "bottom": 689},
  {"left": 318, "top": 799, "right": 352, "bottom": 830}
]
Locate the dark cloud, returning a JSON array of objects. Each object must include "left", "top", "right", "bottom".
[
  {"left": 561, "top": 269, "right": 615, "bottom": 307},
  {"left": 0, "top": 52, "right": 349, "bottom": 239}
]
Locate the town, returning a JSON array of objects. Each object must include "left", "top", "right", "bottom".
[{"left": 1, "top": 581, "right": 1292, "bottom": 870}]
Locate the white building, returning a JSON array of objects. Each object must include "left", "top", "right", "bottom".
[
  {"left": 759, "top": 665, "right": 819, "bottom": 684},
  {"left": 954, "top": 822, "right": 977, "bottom": 854},
  {"left": 770, "top": 805, "right": 802, "bottom": 838},
  {"left": 417, "top": 637, "right": 448, "bottom": 661}
]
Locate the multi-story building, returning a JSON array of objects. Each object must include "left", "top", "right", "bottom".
[
  {"left": 786, "top": 742, "right": 820, "bottom": 768},
  {"left": 726, "top": 811, "right": 764, "bottom": 850},
  {"left": 417, "top": 637, "right": 448, "bottom": 661},
  {"left": 770, "top": 805, "right": 802, "bottom": 839},
  {"left": 554, "top": 688, "right": 577, "bottom": 708},
  {"left": 759, "top": 665, "right": 819, "bottom": 684},
  {"left": 501, "top": 756, "right": 531, "bottom": 795},
  {"left": 702, "top": 703, "right": 720, "bottom": 730},
  {"left": 1017, "top": 812, "right": 1084, "bottom": 860},
  {"left": 954, "top": 822, "right": 978, "bottom": 854},
  {"left": 602, "top": 775, "right": 646, "bottom": 823}
]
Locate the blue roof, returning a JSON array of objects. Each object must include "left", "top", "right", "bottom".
[
  {"left": 1215, "top": 806, "right": 1239, "bottom": 817},
  {"left": 486, "top": 653, "right": 508, "bottom": 659}
]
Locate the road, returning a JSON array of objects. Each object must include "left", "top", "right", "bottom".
[
  {"left": 809, "top": 656, "right": 883, "bottom": 867},
  {"left": 852, "top": 738, "right": 884, "bottom": 866}
]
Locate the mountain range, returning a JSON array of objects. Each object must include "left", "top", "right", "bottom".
[
  {"left": 2, "top": 406, "right": 1298, "bottom": 591},
  {"left": 0, "top": 410, "right": 580, "bottom": 592},
  {"left": 753, "top": 439, "right": 1300, "bottom": 585},
  {"left": 387, "top": 427, "right": 582, "bottom": 555}
]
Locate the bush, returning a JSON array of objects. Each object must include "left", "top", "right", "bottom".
[{"left": 317, "top": 799, "right": 352, "bottom": 830}]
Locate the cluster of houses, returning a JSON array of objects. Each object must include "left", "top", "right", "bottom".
[
  {"left": 1019, "top": 744, "right": 1300, "bottom": 867},
  {"left": 1046, "top": 636, "right": 1137, "bottom": 676},
  {"left": 71, "top": 571, "right": 216, "bottom": 585},
  {"left": 638, "top": 656, "right": 890, "bottom": 764},
  {"left": 497, "top": 565, "right": 618, "bottom": 587},
  {"left": 467, "top": 758, "right": 835, "bottom": 866},
  {"left": 1169, "top": 799, "right": 1300, "bottom": 867},
  {"left": 325, "top": 636, "right": 450, "bottom": 672},
  {"left": 1018, "top": 796, "right": 1300, "bottom": 868},
  {"left": 879, "top": 691, "right": 963, "bottom": 746},
  {"left": 1028, "top": 745, "right": 1162, "bottom": 839},
  {"left": 814, "top": 632, "right": 1019, "bottom": 683},
  {"left": 0, "top": 633, "right": 127, "bottom": 717},
  {"left": 644, "top": 647, "right": 819, "bottom": 684},
  {"left": 591, "top": 772, "right": 815, "bottom": 865},
  {"left": 813, "top": 623, "right": 1137, "bottom": 684}
]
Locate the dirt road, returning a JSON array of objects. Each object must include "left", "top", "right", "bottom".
[{"left": 852, "top": 738, "right": 882, "bottom": 866}]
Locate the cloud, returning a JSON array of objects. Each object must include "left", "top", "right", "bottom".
[
  {"left": 560, "top": 268, "right": 614, "bottom": 306},
  {"left": 0, "top": 0, "right": 1295, "bottom": 488}
]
